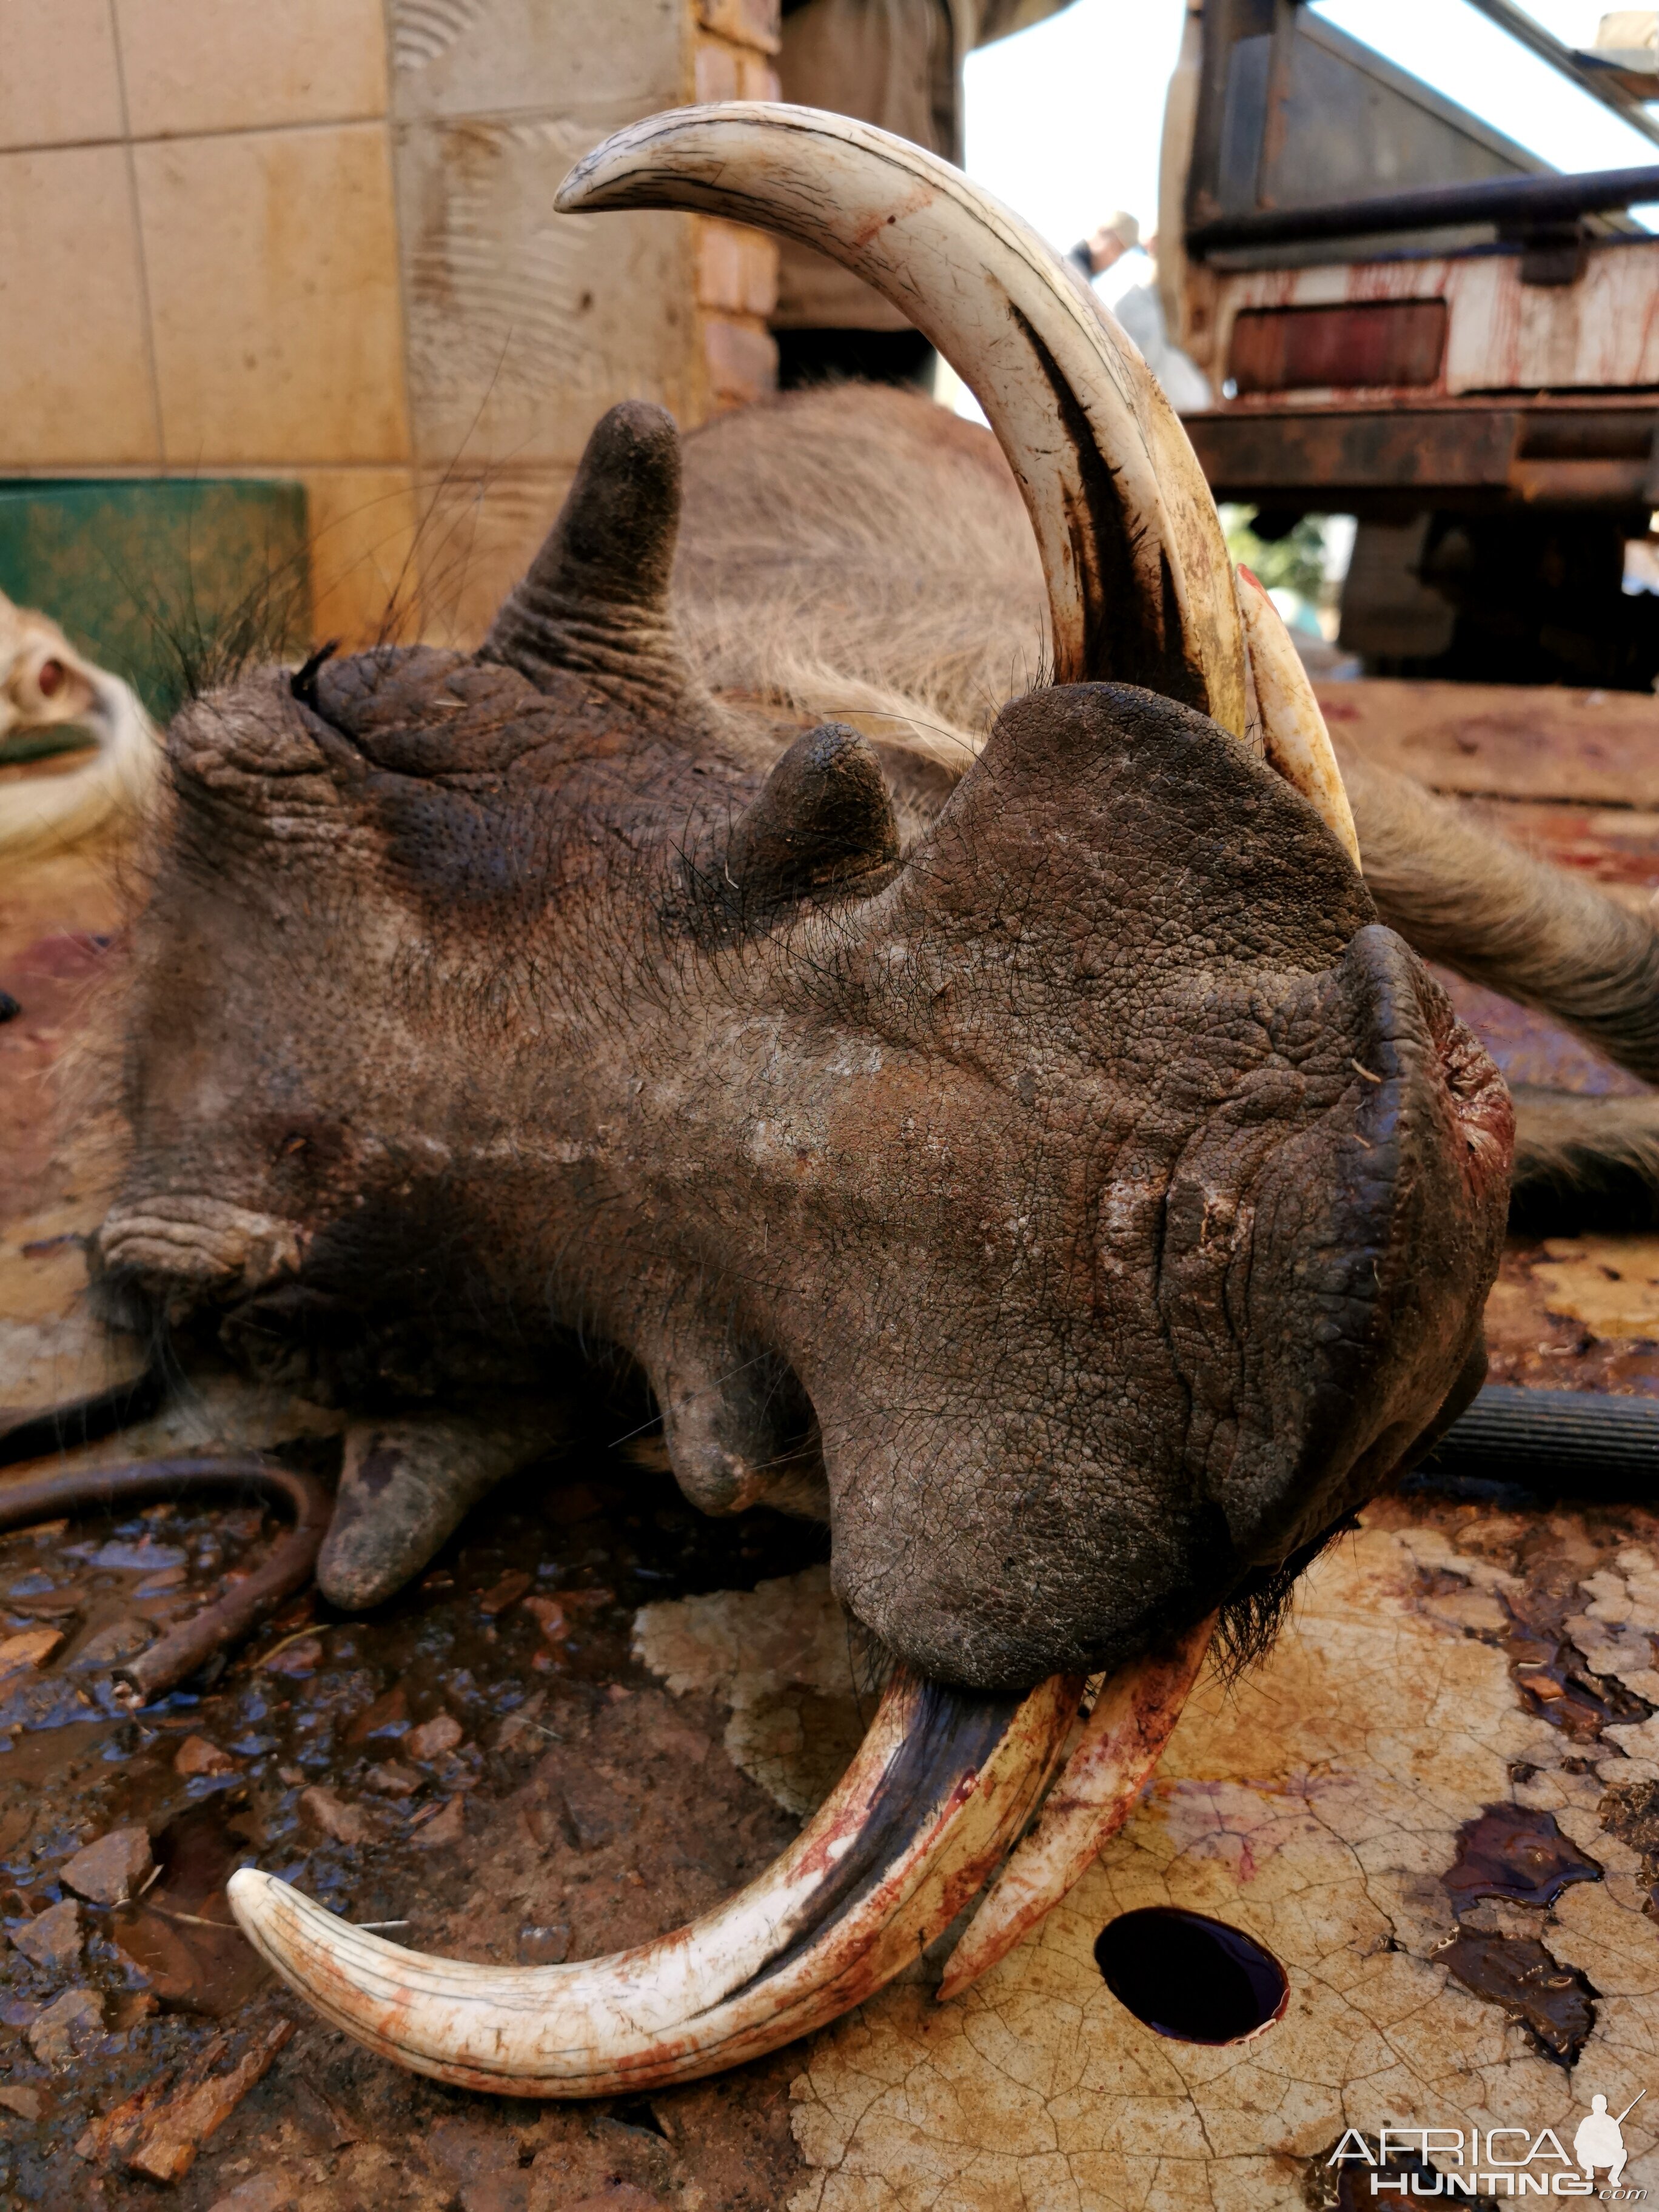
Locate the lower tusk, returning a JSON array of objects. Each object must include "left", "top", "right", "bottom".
[
  {"left": 317, "top": 1407, "right": 569, "bottom": 1610},
  {"left": 935, "top": 1615, "right": 1214, "bottom": 2002},
  {"left": 229, "top": 1663, "right": 1079, "bottom": 2096},
  {"left": 1235, "top": 566, "right": 1360, "bottom": 868}
]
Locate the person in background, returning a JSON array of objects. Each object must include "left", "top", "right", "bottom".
[
  {"left": 1070, "top": 218, "right": 1213, "bottom": 414},
  {"left": 1066, "top": 210, "right": 1138, "bottom": 284},
  {"left": 774, "top": 0, "right": 1080, "bottom": 389}
]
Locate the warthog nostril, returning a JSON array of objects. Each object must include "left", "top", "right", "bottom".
[
  {"left": 97, "top": 1196, "right": 304, "bottom": 1295},
  {"left": 1093, "top": 1905, "right": 1288, "bottom": 2045}
]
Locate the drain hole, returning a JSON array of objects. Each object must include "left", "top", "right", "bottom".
[{"left": 1094, "top": 1905, "right": 1288, "bottom": 2045}]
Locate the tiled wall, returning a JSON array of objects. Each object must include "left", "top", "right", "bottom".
[
  {"left": 0, "top": 0, "right": 414, "bottom": 646},
  {"left": 0, "top": 0, "right": 780, "bottom": 651},
  {"left": 390, "top": 0, "right": 780, "bottom": 643}
]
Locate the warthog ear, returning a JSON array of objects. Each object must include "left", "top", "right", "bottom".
[
  {"left": 484, "top": 400, "right": 708, "bottom": 721},
  {"left": 725, "top": 722, "right": 900, "bottom": 902}
]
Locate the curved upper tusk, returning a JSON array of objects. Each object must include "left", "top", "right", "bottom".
[
  {"left": 229, "top": 1664, "right": 1079, "bottom": 2096},
  {"left": 555, "top": 102, "right": 1247, "bottom": 739},
  {"left": 1235, "top": 566, "right": 1360, "bottom": 866},
  {"left": 936, "top": 1614, "right": 1214, "bottom": 2001}
]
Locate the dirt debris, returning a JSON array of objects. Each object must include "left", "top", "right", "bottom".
[
  {"left": 0, "top": 1630, "right": 63, "bottom": 1682},
  {"left": 404, "top": 1711, "right": 463, "bottom": 1760},
  {"left": 27, "top": 1988, "right": 104, "bottom": 2065},
  {"left": 174, "top": 1737, "right": 235, "bottom": 1780},
  {"left": 123, "top": 2019, "right": 295, "bottom": 2184},
  {"left": 59, "top": 1828, "right": 152, "bottom": 1908},
  {"left": 8, "top": 1899, "right": 81, "bottom": 1974},
  {"left": 298, "top": 1786, "right": 376, "bottom": 1849},
  {"left": 0, "top": 1430, "right": 824, "bottom": 2209},
  {"left": 75, "top": 2016, "right": 294, "bottom": 2182},
  {"left": 204, "top": 2178, "right": 293, "bottom": 2212}
]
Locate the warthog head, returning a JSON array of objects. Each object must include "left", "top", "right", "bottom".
[{"left": 96, "top": 108, "right": 1511, "bottom": 2090}]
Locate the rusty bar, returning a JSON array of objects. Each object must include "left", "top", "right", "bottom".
[
  {"left": 1181, "top": 403, "right": 1520, "bottom": 500},
  {"left": 0, "top": 1453, "right": 332, "bottom": 1704},
  {"left": 1190, "top": 163, "right": 1659, "bottom": 256}
]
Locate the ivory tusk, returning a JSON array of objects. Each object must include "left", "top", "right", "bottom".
[
  {"left": 555, "top": 102, "right": 1247, "bottom": 739},
  {"left": 317, "top": 1407, "right": 571, "bottom": 1610},
  {"left": 936, "top": 1615, "right": 1215, "bottom": 2001},
  {"left": 229, "top": 1664, "right": 1079, "bottom": 2096},
  {"left": 1235, "top": 566, "right": 1361, "bottom": 866}
]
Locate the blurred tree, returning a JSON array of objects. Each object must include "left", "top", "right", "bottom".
[{"left": 1221, "top": 506, "right": 1332, "bottom": 613}]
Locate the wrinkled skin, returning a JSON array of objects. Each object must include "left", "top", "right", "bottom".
[{"left": 102, "top": 406, "right": 1510, "bottom": 1694}]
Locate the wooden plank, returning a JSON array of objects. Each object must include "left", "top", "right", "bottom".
[{"left": 1315, "top": 678, "right": 1659, "bottom": 804}]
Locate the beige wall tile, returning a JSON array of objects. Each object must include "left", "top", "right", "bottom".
[
  {"left": 397, "top": 112, "right": 697, "bottom": 468},
  {"left": 411, "top": 466, "right": 573, "bottom": 651},
  {"left": 391, "top": 0, "right": 685, "bottom": 122},
  {"left": 300, "top": 468, "right": 420, "bottom": 649},
  {"left": 0, "top": 0, "right": 124, "bottom": 150},
  {"left": 136, "top": 123, "right": 409, "bottom": 466},
  {"left": 0, "top": 146, "right": 158, "bottom": 466},
  {"left": 116, "top": 0, "right": 389, "bottom": 138}
]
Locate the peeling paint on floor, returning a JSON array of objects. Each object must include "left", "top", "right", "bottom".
[{"left": 695, "top": 1508, "right": 1659, "bottom": 2210}]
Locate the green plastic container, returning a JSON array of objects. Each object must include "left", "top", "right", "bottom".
[{"left": 0, "top": 478, "right": 310, "bottom": 722}]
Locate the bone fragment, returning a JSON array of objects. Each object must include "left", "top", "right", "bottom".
[
  {"left": 317, "top": 1407, "right": 569, "bottom": 1609},
  {"left": 1235, "top": 566, "right": 1360, "bottom": 866},
  {"left": 555, "top": 103, "right": 1248, "bottom": 739},
  {"left": 229, "top": 1665, "right": 1079, "bottom": 2095},
  {"left": 936, "top": 1614, "right": 1215, "bottom": 2000},
  {"left": 0, "top": 592, "right": 161, "bottom": 857}
]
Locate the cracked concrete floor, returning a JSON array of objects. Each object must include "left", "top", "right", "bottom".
[{"left": 641, "top": 1504, "right": 1659, "bottom": 2211}]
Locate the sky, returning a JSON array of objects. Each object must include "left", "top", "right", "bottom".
[{"left": 960, "top": 0, "right": 1659, "bottom": 281}]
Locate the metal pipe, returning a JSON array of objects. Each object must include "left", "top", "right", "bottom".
[
  {"left": 1460, "top": 0, "right": 1659, "bottom": 150},
  {"left": 1411, "top": 1384, "right": 1659, "bottom": 1498},
  {"left": 0, "top": 1364, "right": 166, "bottom": 1469},
  {"left": 1189, "top": 161, "right": 1659, "bottom": 256}
]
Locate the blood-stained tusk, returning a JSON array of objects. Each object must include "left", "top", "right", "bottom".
[
  {"left": 936, "top": 1615, "right": 1215, "bottom": 2002},
  {"left": 555, "top": 103, "right": 1247, "bottom": 739},
  {"left": 1235, "top": 566, "right": 1361, "bottom": 866},
  {"left": 229, "top": 1665, "right": 1079, "bottom": 2096}
]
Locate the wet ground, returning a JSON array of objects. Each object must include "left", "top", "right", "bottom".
[{"left": 0, "top": 1429, "right": 833, "bottom": 2210}]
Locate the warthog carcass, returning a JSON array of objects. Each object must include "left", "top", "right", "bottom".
[{"left": 84, "top": 109, "right": 1520, "bottom": 2091}]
